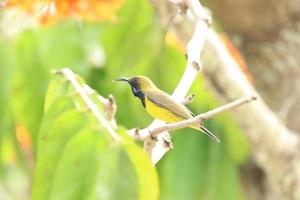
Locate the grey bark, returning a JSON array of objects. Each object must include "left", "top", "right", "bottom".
[
  {"left": 151, "top": 0, "right": 300, "bottom": 199},
  {"left": 206, "top": 0, "right": 300, "bottom": 133}
]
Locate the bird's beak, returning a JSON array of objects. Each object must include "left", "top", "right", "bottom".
[{"left": 114, "top": 77, "right": 129, "bottom": 83}]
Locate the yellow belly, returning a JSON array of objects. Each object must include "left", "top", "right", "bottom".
[
  {"left": 145, "top": 98, "right": 200, "bottom": 130},
  {"left": 145, "top": 98, "right": 184, "bottom": 123}
]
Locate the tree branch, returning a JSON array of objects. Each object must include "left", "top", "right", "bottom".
[
  {"left": 201, "top": 30, "right": 300, "bottom": 199},
  {"left": 128, "top": 95, "right": 257, "bottom": 140},
  {"left": 52, "top": 68, "right": 121, "bottom": 142},
  {"left": 141, "top": 0, "right": 212, "bottom": 164},
  {"left": 82, "top": 84, "right": 117, "bottom": 128},
  {"left": 151, "top": 95, "right": 257, "bottom": 135}
]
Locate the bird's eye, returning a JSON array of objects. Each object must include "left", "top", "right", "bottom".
[{"left": 133, "top": 77, "right": 138, "bottom": 82}]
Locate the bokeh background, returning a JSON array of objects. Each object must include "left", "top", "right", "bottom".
[{"left": 0, "top": 0, "right": 299, "bottom": 199}]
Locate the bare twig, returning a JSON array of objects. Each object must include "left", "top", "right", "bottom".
[
  {"left": 151, "top": 95, "right": 257, "bottom": 135},
  {"left": 128, "top": 95, "right": 257, "bottom": 140},
  {"left": 83, "top": 83, "right": 117, "bottom": 128},
  {"left": 143, "top": 0, "right": 212, "bottom": 164},
  {"left": 52, "top": 68, "right": 121, "bottom": 142}
]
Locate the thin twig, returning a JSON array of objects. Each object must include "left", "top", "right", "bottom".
[
  {"left": 143, "top": 0, "right": 212, "bottom": 164},
  {"left": 52, "top": 68, "right": 121, "bottom": 142},
  {"left": 83, "top": 81, "right": 117, "bottom": 128},
  {"left": 150, "top": 95, "right": 258, "bottom": 136},
  {"left": 128, "top": 95, "right": 257, "bottom": 140}
]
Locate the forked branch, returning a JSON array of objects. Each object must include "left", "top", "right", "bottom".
[
  {"left": 52, "top": 68, "right": 121, "bottom": 142},
  {"left": 127, "top": 95, "right": 258, "bottom": 140},
  {"left": 140, "top": 0, "right": 213, "bottom": 164},
  {"left": 151, "top": 95, "right": 257, "bottom": 136}
]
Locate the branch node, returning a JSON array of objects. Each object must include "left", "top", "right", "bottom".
[
  {"left": 198, "top": 116, "right": 205, "bottom": 123},
  {"left": 192, "top": 61, "right": 201, "bottom": 71},
  {"left": 134, "top": 128, "right": 141, "bottom": 140},
  {"left": 163, "top": 138, "right": 173, "bottom": 149},
  {"left": 106, "top": 94, "right": 117, "bottom": 121},
  {"left": 251, "top": 94, "right": 259, "bottom": 101},
  {"left": 150, "top": 134, "right": 158, "bottom": 142},
  {"left": 202, "top": 16, "right": 212, "bottom": 27},
  {"left": 182, "top": 94, "right": 195, "bottom": 105},
  {"left": 108, "top": 94, "right": 115, "bottom": 104},
  {"left": 177, "top": 1, "right": 188, "bottom": 14}
]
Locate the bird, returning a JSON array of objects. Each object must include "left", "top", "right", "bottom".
[{"left": 114, "top": 76, "right": 220, "bottom": 143}]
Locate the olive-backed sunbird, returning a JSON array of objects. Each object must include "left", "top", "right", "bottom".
[{"left": 115, "top": 76, "right": 220, "bottom": 143}]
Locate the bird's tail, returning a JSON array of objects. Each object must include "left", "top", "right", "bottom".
[
  {"left": 200, "top": 126, "right": 220, "bottom": 143},
  {"left": 190, "top": 124, "right": 220, "bottom": 143}
]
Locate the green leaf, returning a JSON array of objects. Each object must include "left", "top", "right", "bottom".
[
  {"left": 44, "top": 77, "right": 70, "bottom": 113},
  {"left": 32, "top": 73, "right": 159, "bottom": 200},
  {"left": 124, "top": 140, "right": 159, "bottom": 200},
  {"left": 49, "top": 128, "right": 110, "bottom": 200},
  {"left": 32, "top": 109, "right": 89, "bottom": 200}
]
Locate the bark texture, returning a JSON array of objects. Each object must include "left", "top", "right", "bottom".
[
  {"left": 204, "top": 2, "right": 300, "bottom": 198},
  {"left": 206, "top": 0, "right": 300, "bottom": 133},
  {"left": 203, "top": 31, "right": 300, "bottom": 200},
  {"left": 151, "top": 0, "right": 300, "bottom": 199}
]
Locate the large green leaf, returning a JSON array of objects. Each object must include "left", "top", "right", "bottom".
[
  {"left": 31, "top": 75, "right": 158, "bottom": 200},
  {"left": 1, "top": 0, "right": 252, "bottom": 199}
]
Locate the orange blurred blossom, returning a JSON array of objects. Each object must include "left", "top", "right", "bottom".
[
  {"left": 218, "top": 32, "right": 254, "bottom": 84},
  {"left": 2, "top": 0, "right": 125, "bottom": 25}
]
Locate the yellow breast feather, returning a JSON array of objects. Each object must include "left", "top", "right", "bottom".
[{"left": 145, "top": 97, "right": 183, "bottom": 123}]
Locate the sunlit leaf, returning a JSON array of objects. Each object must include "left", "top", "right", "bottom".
[
  {"left": 32, "top": 74, "right": 159, "bottom": 200},
  {"left": 1, "top": 0, "right": 252, "bottom": 199},
  {"left": 124, "top": 140, "right": 159, "bottom": 200}
]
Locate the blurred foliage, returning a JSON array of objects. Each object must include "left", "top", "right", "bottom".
[
  {"left": 0, "top": 0, "right": 250, "bottom": 199},
  {"left": 31, "top": 76, "right": 158, "bottom": 200}
]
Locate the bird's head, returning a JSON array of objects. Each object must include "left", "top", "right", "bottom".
[
  {"left": 115, "top": 76, "right": 156, "bottom": 91},
  {"left": 114, "top": 76, "right": 156, "bottom": 98}
]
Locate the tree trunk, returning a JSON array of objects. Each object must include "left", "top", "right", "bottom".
[
  {"left": 205, "top": 2, "right": 300, "bottom": 198},
  {"left": 206, "top": 0, "right": 300, "bottom": 133},
  {"left": 151, "top": 0, "right": 300, "bottom": 199}
]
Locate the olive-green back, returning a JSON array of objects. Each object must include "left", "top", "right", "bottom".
[{"left": 145, "top": 90, "right": 193, "bottom": 120}]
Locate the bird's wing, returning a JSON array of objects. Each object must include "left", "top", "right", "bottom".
[{"left": 146, "top": 90, "right": 193, "bottom": 119}]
